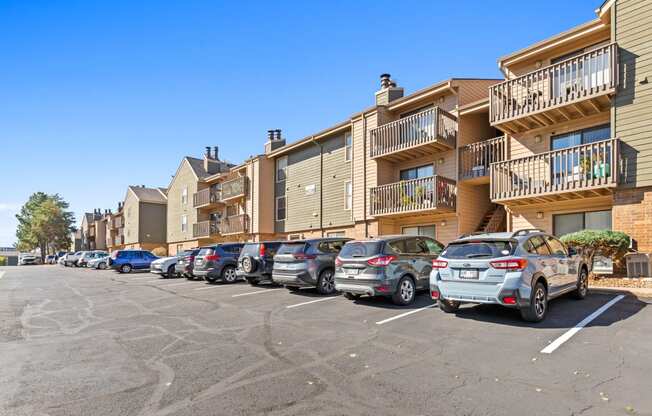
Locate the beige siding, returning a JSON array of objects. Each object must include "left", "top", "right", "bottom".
[
  {"left": 378, "top": 214, "right": 458, "bottom": 245},
  {"left": 321, "top": 133, "right": 354, "bottom": 229},
  {"left": 122, "top": 191, "right": 140, "bottom": 245},
  {"left": 456, "top": 80, "right": 501, "bottom": 107},
  {"left": 457, "top": 184, "right": 492, "bottom": 235},
  {"left": 166, "top": 160, "right": 199, "bottom": 244},
  {"left": 615, "top": 0, "right": 652, "bottom": 187}
]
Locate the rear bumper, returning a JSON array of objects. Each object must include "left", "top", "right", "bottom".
[
  {"left": 335, "top": 277, "right": 395, "bottom": 297},
  {"left": 431, "top": 278, "right": 531, "bottom": 308},
  {"left": 150, "top": 267, "right": 165, "bottom": 275},
  {"left": 273, "top": 270, "right": 314, "bottom": 287}
]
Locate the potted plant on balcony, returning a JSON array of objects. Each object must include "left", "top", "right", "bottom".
[{"left": 579, "top": 156, "right": 592, "bottom": 180}]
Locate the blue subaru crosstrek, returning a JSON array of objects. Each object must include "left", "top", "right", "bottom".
[
  {"left": 430, "top": 229, "right": 589, "bottom": 322},
  {"left": 109, "top": 249, "right": 159, "bottom": 274}
]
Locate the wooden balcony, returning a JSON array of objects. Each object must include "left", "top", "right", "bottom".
[
  {"left": 111, "top": 217, "right": 123, "bottom": 229},
  {"left": 193, "top": 220, "right": 220, "bottom": 238},
  {"left": 193, "top": 188, "right": 222, "bottom": 208},
  {"left": 221, "top": 177, "right": 248, "bottom": 201},
  {"left": 369, "top": 107, "right": 457, "bottom": 162},
  {"left": 490, "top": 43, "right": 618, "bottom": 133},
  {"left": 113, "top": 235, "right": 124, "bottom": 246},
  {"left": 221, "top": 214, "right": 249, "bottom": 235},
  {"left": 370, "top": 176, "right": 456, "bottom": 217},
  {"left": 459, "top": 136, "right": 508, "bottom": 185},
  {"left": 490, "top": 138, "right": 619, "bottom": 205}
]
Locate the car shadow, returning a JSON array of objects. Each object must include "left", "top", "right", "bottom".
[
  {"left": 449, "top": 292, "right": 647, "bottom": 329},
  {"left": 349, "top": 292, "right": 436, "bottom": 311}
]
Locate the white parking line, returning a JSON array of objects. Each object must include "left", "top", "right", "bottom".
[
  {"left": 232, "top": 288, "right": 283, "bottom": 298},
  {"left": 159, "top": 281, "right": 197, "bottom": 287},
  {"left": 286, "top": 296, "right": 338, "bottom": 309},
  {"left": 194, "top": 285, "right": 225, "bottom": 291},
  {"left": 0, "top": 271, "right": 5, "bottom": 280},
  {"left": 375, "top": 304, "right": 437, "bottom": 325},
  {"left": 541, "top": 295, "right": 625, "bottom": 354}
]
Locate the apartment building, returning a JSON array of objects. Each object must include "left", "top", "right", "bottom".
[
  {"left": 80, "top": 210, "right": 105, "bottom": 250},
  {"left": 263, "top": 75, "right": 503, "bottom": 244},
  {"left": 487, "top": 0, "right": 652, "bottom": 251},
  {"left": 171, "top": 147, "right": 279, "bottom": 254},
  {"left": 105, "top": 202, "right": 125, "bottom": 252},
  {"left": 121, "top": 186, "right": 168, "bottom": 253}
]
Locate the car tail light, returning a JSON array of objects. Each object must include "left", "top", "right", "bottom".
[
  {"left": 502, "top": 296, "right": 517, "bottom": 305},
  {"left": 490, "top": 258, "right": 528, "bottom": 271},
  {"left": 259, "top": 243, "right": 266, "bottom": 257},
  {"left": 205, "top": 254, "right": 220, "bottom": 261},
  {"left": 367, "top": 255, "right": 396, "bottom": 267},
  {"left": 432, "top": 259, "right": 448, "bottom": 269},
  {"left": 376, "top": 284, "right": 391, "bottom": 292},
  {"left": 335, "top": 257, "right": 343, "bottom": 267},
  {"left": 293, "top": 253, "right": 316, "bottom": 260},
  {"left": 430, "top": 289, "right": 440, "bottom": 299}
]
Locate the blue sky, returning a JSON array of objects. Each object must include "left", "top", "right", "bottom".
[{"left": 0, "top": 0, "right": 599, "bottom": 246}]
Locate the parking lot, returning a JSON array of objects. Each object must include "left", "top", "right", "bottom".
[{"left": 1, "top": 266, "right": 651, "bottom": 416}]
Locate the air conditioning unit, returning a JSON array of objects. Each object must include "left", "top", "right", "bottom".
[{"left": 625, "top": 253, "right": 651, "bottom": 278}]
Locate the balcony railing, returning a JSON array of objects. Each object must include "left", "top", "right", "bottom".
[
  {"left": 112, "top": 217, "right": 123, "bottom": 229},
  {"left": 490, "top": 43, "right": 618, "bottom": 129},
  {"left": 193, "top": 220, "right": 220, "bottom": 238},
  {"left": 193, "top": 188, "right": 221, "bottom": 208},
  {"left": 113, "top": 236, "right": 124, "bottom": 246},
  {"left": 221, "top": 177, "right": 248, "bottom": 201},
  {"left": 369, "top": 107, "right": 457, "bottom": 160},
  {"left": 221, "top": 214, "right": 249, "bottom": 235},
  {"left": 460, "top": 136, "right": 508, "bottom": 181},
  {"left": 370, "top": 175, "right": 456, "bottom": 216},
  {"left": 490, "top": 138, "right": 619, "bottom": 202}
]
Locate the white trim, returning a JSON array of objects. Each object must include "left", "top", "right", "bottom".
[
  {"left": 344, "top": 132, "right": 352, "bottom": 162},
  {"left": 344, "top": 181, "right": 352, "bottom": 211}
]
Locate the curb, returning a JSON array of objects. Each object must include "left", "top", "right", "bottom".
[{"left": 590, "top": 286, "right": 652, "bottom": 299}]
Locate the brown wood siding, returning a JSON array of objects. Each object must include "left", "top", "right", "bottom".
[
  {"left": 456, "top": 79, "right": 501, "bottom": 107},
  {"left": 615, "top": 0, "right": 652, "bottom": 187},
  {"left": 139, "top": 202, "right": 167, "bottom": 244},
  {"left": 122, "top": 190, "right": 140, "bottom": 245},
  {"left": 166, "top": 160, "right": 199, "bottom": 244},
  {"left": 457, "top": 183, "right": 492, "bottom": 234}
]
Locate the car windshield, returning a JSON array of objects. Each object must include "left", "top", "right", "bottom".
[
  {"left": 277, "top": 243, "right": 306, "bottom": 255},
  {"left": 441, "top": 240, "right": 515, "bottom": 259},
  {"left": 339, "top": 241, "right": 384, "bottom": 258}
]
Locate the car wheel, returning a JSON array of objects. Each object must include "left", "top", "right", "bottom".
[
  {"left": 166, "top": 265, "right": 176, "bottom": 279},
  {"left": 245, "top": 277, "right": 259, "bottom": 286},
  {"left": 392, "top": 276, "right": 416, "bottom": 306},
  {"left": 439, "top": 297, "right": 460, "bottom": 313},
  {"left": 573, "top": 267, "right": 589, "bottom": 300},
  {"left": 241, "top": 256, "right": 257, "bottom": 273},
  {"left": 521, "top": 282, "right": 548, "bottom": 322},
  {"left": 316, "top": 269, "right": 336, "bottom": 295},
  {"left": 222, "top": 266, "right": 237, "bottom": 283},
  {"left": 120, "top": 264, "right": 133, "bottom": 274},
  {"left": 98, "top": 262, "right": 107, "bottom": 270},
  {"left": 343, "top": 292, "right": 361, "bottom": 300},
  {"left": 185, "top": 273, "right": 193, "bottom": 280}
]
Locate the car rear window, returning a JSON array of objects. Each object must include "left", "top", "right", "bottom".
[
  {"left": 240, "top": 244, "right": 260, "bottom": 256},
  {"left": 339, "top": 241, "right": 384, "bottom": 258},
  {"left": 441, "top": 240, "right": 515, "bottom": 259},
  {"left": 277, "top": 243, "right": 306, "bottom": 255},
  {"left": 198, "top": 247, "right": 215, "bottom": 256}
]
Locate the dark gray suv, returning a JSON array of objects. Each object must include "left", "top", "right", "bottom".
[
  {"left": 335, "top": 235, "right": 444, "bottom": 305},
  {"left": 193, "top": 243, "right": 244, "bottom": 283},
  {"left": 237, "top": 241, "right": 284, "bottom": 286},
  {"left": 273, "top": 238, "right": 351, "bottom": 295}
]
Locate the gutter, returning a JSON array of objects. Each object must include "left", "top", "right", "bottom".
[{"left": 310, "top": 136, "right": 324, "bottom": 237}]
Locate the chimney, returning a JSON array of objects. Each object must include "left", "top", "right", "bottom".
[
  {"left": 204, "top": 145, "right": 222, "bottom": 174},
  {"left": 213, "top": 146, "right": 219, "bottom": 161},
  {"left": 265, "top": 129, "right": 286, "bottom": 154},
  {"left": 375, "top": 73, "right": 404, "bottom": 106},
  {"left": 205, "top": 146, "right": 212, "bottom": 159}
]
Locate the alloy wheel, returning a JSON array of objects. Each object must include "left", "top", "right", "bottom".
[
  {"left": 320, "top": 270, "right": 335, "bottom": 293},
  {"left": 224, "top": 267, "right": 237, "bottom": 282},
  {"left": 579, "top": 271, "right": 588, "bottom": 297},
  {"left": 400, "top": 279, "right": 414, "bottom": 302},
  {"left": 534, "top": 287, "right": 546, "bottom": 317}
]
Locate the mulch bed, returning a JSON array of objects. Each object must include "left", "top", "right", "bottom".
[{"left": 590, "top": 274, "right": 652, "bottom": 288}]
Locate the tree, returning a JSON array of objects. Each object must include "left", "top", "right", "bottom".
[
  {"left": 560, "top": 230, "right": 631, "bottom": 273},
  {"left": 15, "top": 193, "right": 76, "bottom": 261}
]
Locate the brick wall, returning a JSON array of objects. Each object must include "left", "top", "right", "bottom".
[{"left": 613, "top": 187, "right": 652, "bottom": 252}]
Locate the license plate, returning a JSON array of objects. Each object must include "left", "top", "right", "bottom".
[
  {"left": 459, "top": 269, "right": 479, "bottom": 279},
  {"left": 345, "top": 268, "right": 359, "bottom": 276}
]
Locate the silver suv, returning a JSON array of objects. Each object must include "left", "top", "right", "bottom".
[{"left": 430, "top": 229, "right": 589, "bottom": 322}]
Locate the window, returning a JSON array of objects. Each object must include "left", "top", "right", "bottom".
[
  {"left": 401, "top": 225, "right": 436, "bottom": 240},
  {"left": 553, "top": 210, "right": 612, "bottom": 237},
  {"left": 344, "top": 132, "right": 352, "bottom": 162},
  {"left": 422, "top": 238, "right": 444, "bottom": 255},
  {"left": 551, "top": 124, "right": 611, "bottom": 150},
  {"left": 545, "top": 235, "right": 567, "bottom": 256},
  {"left": 399, "top": 164, "right": 434, "bottom": 181},
  {"left": 275, "top": 196, "right": 286, "bottom": 221},
  {"left": 326, "top": 231, "right": 346, "bottom": 237},
  {"left": 181, "top": 215, "right": 188, "bottom": 232},
  {"left": 276, "top": 156, "right": 287, "bottom": 182},
  {"left": 526, "top": 236, "right": 551, "bottom": 255},
  {"left": 344, "top": 181, "right": 352, "bottom": 210},
  {"left": 181, "top": 187, "right": 188, "bottom": 205}
]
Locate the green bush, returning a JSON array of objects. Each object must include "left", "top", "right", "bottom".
[
  {"left": 560, "top": 230, "right": 630, "bottom": 272},
  {"left": 0, "top": 256, "right": 6, "bottom": 266}
]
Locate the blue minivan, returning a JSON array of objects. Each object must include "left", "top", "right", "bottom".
[{"left": 109, "top": 249, "right": 159, "bottom": 274}]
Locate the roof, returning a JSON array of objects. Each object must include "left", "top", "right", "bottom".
[
  {"left": 266, "top": 120, "right": 351, "bottom": 158},
  {"left": 185, "top": 157, "right": 212, "bottom": 179},
  {"left": 128, "top": 186, "right": 168, "bottom": 204}
]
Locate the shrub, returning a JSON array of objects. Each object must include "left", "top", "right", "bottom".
[
  {"left": 0, "top": 256, "right": 6, "bottom": 266},
  {"left": 151, "top": 247, "right": 167, "bottom": 257},
  {"left": 560, "top": 230, "right": 630, "bottom": 272}
]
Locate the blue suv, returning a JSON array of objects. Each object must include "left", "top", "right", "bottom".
[
  {"left": 109, "top": 249, "right": 159, "bottom": 274},
  {"left": 430, "top": 229, "right": 589, "bottom": 322}
]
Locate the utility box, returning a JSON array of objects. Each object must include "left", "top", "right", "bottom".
[{"left": 625, "top": 253, "right": 651, "bottom": 278}]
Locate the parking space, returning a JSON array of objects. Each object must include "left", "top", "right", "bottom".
[{"left": 2, "top": 265, "right": 651, "bottom": 416}]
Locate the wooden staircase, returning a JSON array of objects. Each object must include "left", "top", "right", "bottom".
[{"left": 476, "top": 204, "right": 506, "bottom": 233}]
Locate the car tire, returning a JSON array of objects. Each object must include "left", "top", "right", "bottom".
[
  {"left": 120, "top": 264, "right": 133, "bottom": 274},
  {"left": 439, "top": 298, "right": 460, "bottom": 313},
  {"left": 316, "top": 269, "right": 336, "bottom": 295},
  {"left": 245, "top": 277, "right": 259, "bottom": 286},
  {"left": 222, "top": 266, "right": 237, "bottom": 283},
  {"left": 573, "top": 267, "right": 589, "bottom": 300},
  {"left": 166, "top": 265, "right": 176, "bottom": 279},
  {"left": 98, "top": 262, "right": 107, "bottom": 270},
  {"left": 185, "top": 273, "right": 194, "bottom": 280},
  {"left": 343, "top": 292, "right": 361, "bottom": 300},
  {"left": 241, "top": 256, "right": 257, "bottom": 273},
  {"left": 521, "top": 282, "right": 548, "bottom": 323},
  {"left": 392, "top": 276, "right": 416, "bottom": 306}
]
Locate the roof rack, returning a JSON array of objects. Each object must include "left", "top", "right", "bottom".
[
  {"left": 457, "top": 231, "right": 490, "bottom": 239},
  {"left": 511, "top": 229, "right": 545, "bottom": 237}
]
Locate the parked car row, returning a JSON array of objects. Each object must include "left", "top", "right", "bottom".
[{"left": 68, "top": 229, "right": 589, "bottom": 322}]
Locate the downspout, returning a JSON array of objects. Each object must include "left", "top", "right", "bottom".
[
  {"left": 363, "top": 113, "right": 368, "bottom": 238},
  {"left": 310, "top": 136, "right": 324, "bottom": 237}
]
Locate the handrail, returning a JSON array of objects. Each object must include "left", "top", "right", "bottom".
[
  {"left": 221, "top": 176, "right": 248, "bottom": 200},
  {"left": 370, "top": 175, "right": 456, "bottom": 216},
  {"left": 460, "top": 136, "right": 507, "bottom": 179},
  {"left": 193, "top": 220, "right": 220, "bottom": 238},
  {"left": 221, "top": 214, "right": 249, "bottom": 234}
]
